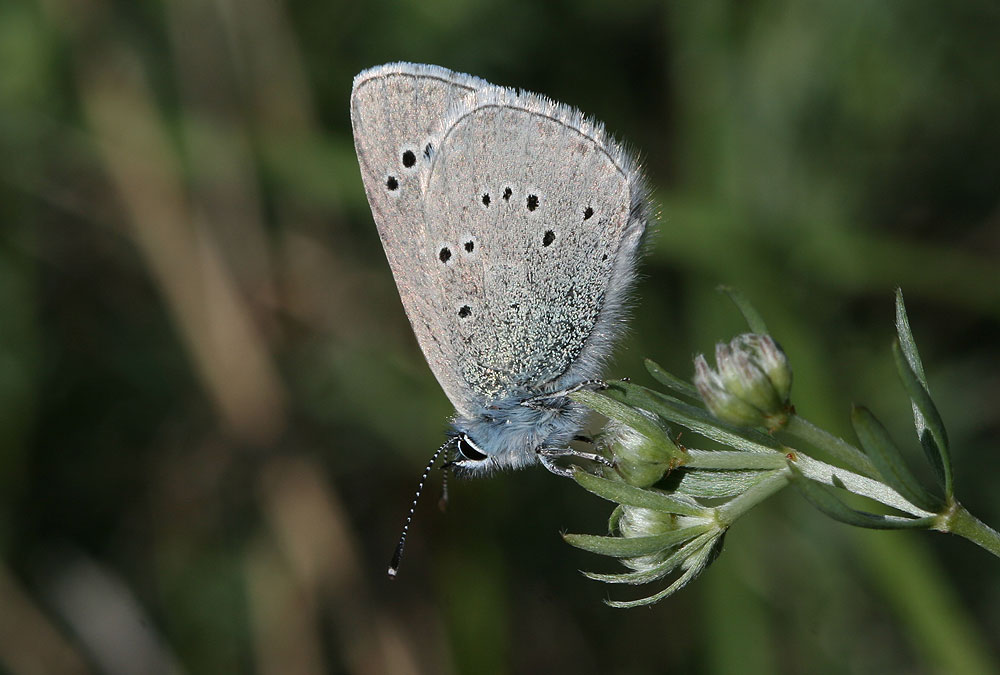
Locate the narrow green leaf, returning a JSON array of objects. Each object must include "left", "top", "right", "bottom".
[
  {"left": 894, "top": 289, "right": 927, "bottom": 383},
  {"left": 583, "top": 533, "right": 714, "bottom": 585},
  {"left": 644, "top": 359, "right": 702, "bottom": 400},
  {"left": 672, "top": 469, "right": 770, "bottom": 499},
  {"left": 609, "top": 382, "right": 782, "bottom": 454},
  {"left": 563, "top": 525, "right": 711, "bottom": 558},
  {"left": 788, "top": 463, "right": 937, "bottom": 530},
  {"left": 573, "top": 470, "right": 708, "bottom": 516},
  {"left": 851, "top": 405, "right": 942, "bottom": 512},
  {"left": 718, "top": 285, "right": 769, "bottom": 335},
  {"left": 605, "top": 535, "right": 719, "bottom": 608},
  {"left": 892, "top": 341, "right": 952, "bottom": 497},
  {"left": 570, "top": 390, "right": 682, "bottom": 460},
  {"left": 893, "top": 291, "right": 952, "bottom": 498},
  {"left": 781, "top": 415, "right": 879, "bottom": 478},
  {"left": 608, "top": 504, "right": 623, "bottom": 534}
]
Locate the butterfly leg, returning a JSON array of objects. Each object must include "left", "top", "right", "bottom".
[
  {"left": 521, "top": 380, "right": 609, "bottom": 409},
  {"left": 537, "top": 446, "right": 614, "bottom": 477},
  {"left": 538, "top": 454, "right": 574, "bottom": 477}
]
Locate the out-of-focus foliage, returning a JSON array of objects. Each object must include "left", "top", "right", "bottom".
[{"left": 1, "top": 0, "right": 998, "bottom": 673}]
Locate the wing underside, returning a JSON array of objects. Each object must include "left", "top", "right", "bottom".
[{"left": 351, "top": 65, "right": 648, "bottom": 417}]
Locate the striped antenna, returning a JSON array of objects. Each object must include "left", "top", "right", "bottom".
[{"left": 388, "top": 437, "right": 456, "bottom": 578}]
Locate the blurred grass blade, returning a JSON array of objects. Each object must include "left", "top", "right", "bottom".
[
  {"left": 643, "top": 359, "right": 702, "bottom": 400},
  {"left": 718, "top": 285, "right": 769, "bottom": 334},
  {"left": 851, "top": 405, "right": 942, "bottom": 512},
  {"left": 570, "top": 390, "right": 683, "bottom": 460},
  {"left": 605, "top": 536, "right": 719, "bottom": 608},
  {"left": 563, "top": 525, "right": 711, "bottom": 557},
  {"left": 573, "top": 471, "right": 708, "bottom": 516},
  {"left": 789, "top": 463, "right": 937, "bottom": 530},
  {"left": 892, "top": 341, "right": 952, "bottom": 497},
  {"left": 583, "top": 532, "right": 714, "bottom": 585}
]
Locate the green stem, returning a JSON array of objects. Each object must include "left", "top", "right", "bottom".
[
  {"left": 940, "top": 502, "right": 1000, "bottom": 559},
  {"left": 685, "top": 449, "right": 787, "bottom": 470},
  {"left": 784, "top": 415, "right": 878, "bottom": 478}
]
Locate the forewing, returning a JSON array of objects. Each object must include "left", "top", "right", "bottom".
[
  {"left": 422, "top": 88, "right": 648, "bottom": 402},
  {"left": 350, "top": 63, "right": 494, "bottom": 416}
]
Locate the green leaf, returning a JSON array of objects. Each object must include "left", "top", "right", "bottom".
[
  {"left": 671, "top": 469, "right": 771, "bottom": 499},
  {"left": 780, "top": 415, "right": 879, "bottom": 478},
  {"left": 851, "top": 405, "right": 943, "bottom": 512},
  {"left": 718, "top": 285, "right": 769, "bottom": 335},
  {"left": 894, "top": 289, "right": 927, "bottom": 383},
  {"left": 892, "top": 341, "right": 952, "bottom": 497},
  {"left": 605, "top": 535, "right": 720, "bottom": 608},
  {"left": 644, "top": 359, "right": 702, "bottom": 400},
  {"left": 788, "top": 463, "right": 937, "bottom": 530},
  {"left": 608, "top": 382, "right": 782, "bottom": 454},
  {"left": 894, "top": 290, "right": 952, "bottom": 498},
  {"left": 573, "top": 470, "right": 708, "bottom": 517},
  {"left": 607, "top": 504, "right": 623, "bottom": 534},
  {"left": 563, "top": 525, "right": 711, "bottom": 557},
  {"left": 570, "top": 390, "right": 683, "bottom": 461},
  {"left": 583, "top": 532, "right": 715, "bottom": 585}
]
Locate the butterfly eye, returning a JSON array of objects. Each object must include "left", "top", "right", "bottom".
[{"left": 457, "top": 435, "right": 488, "bottom": 461}]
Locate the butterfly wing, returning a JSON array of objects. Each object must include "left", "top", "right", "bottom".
[
  {"left": 350, "top": 63, "right": 496, "bottom": 416},
  {"left": 422, "top": 87, "right": 649, "bottom": 403}
]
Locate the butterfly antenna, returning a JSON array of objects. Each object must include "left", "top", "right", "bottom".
[{"left": 388, "top": 438, "right": 456, "bottom": 578}]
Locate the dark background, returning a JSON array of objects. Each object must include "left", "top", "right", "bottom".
[{"left": 2, "top": 0, "right": 999, "bottom": 673}]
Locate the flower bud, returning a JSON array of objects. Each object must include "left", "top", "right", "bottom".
[
  {"left": 618, "top": 506, "right": 712, "bottom": 571},
  {"left": 693, "top": 333, "right": 792, "bottom": 431},
  {"left": 601, "top": 411, "right": 679, "bottom": 488},
  {"left": 619, "top": 505, "right": 679, "bottom": 538},
  {"left": 694, "top": 354, "right": 769, "bottom": 427},
  {"left": 736, "top": 333, "right": 792, "bottom": 403}
]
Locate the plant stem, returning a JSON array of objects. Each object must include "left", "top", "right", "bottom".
[
  {"left": 784, "top": 415, "right": 878, "bottom": 478},
  {"left": 939, "top": 502, "right": 1000, "bottom": 559},
  {"left": 685, "top": 450, "right": 787, "bottom": 470}
]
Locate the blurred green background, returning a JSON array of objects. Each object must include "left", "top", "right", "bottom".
[{"left": 2, "top": 0, "right": 999, "bottom": 673}]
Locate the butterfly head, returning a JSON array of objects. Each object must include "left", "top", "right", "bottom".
[
  {"left": 448, "top": 433, "right": 493, "bottom": 472},
  {"left": 447, "top": 392, "right": 586, "bottom": 475}
]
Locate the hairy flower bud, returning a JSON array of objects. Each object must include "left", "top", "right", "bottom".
[
  {"left": 617, "top": 506, "right": 709, "bottom": 571},
  {"left": 602, "top": 411, "right": 679, "bottom": 487},
  {"left": 694, "top": 333, "right": 792, "bottom": 431}
]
